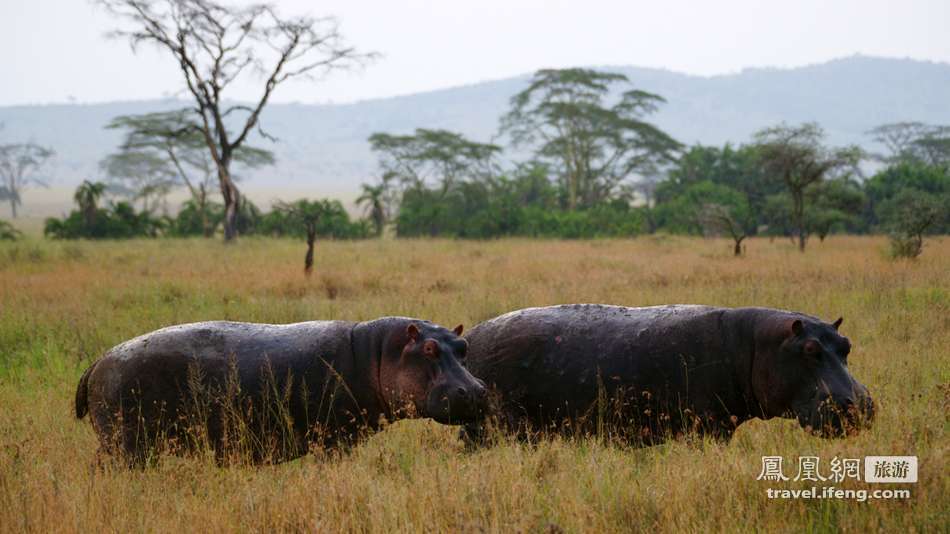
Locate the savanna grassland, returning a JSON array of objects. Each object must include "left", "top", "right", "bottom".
[{"left": 0, "top": 235, "right": 947, "bottom": 533}]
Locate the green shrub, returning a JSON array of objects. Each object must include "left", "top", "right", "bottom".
[
  {"left": 44, "top": 202, "right": 167, "bottom": 239},
  {"left": 0, "top": 220, "right": 21, "bottom": 241}
]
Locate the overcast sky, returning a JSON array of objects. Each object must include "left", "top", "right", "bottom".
[{"left": 3, "top": 0, "right": 949, "bottom": 106}]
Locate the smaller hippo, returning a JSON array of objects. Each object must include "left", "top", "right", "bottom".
[
  {"left": 462, "top": 305, "right": 874, "bottom": 445},
  {"left": 75, "top": 317, "right": 487, "bottom": 466}
]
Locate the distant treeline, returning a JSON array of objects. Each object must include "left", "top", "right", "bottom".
[
  {"left": 42, "top": 183, "right": 369, "bottom": 241},
  {"left": 4, "top": 68, "right": 948, "bottom": 260},
  {"left": 364, "top": 69, "right": 949, "bottom": 256},
  {"left": 392, "top": 144, "right": 949, "bottom": 239}
]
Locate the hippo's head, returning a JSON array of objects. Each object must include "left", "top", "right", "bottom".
[
  {"left": 752, "top": 316, "right": 874, "bottom": 438},
  {"left": 379, "top": 322, "right": 488, "bottom": 424}
]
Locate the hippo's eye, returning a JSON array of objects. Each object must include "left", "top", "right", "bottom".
[
  {"left": 803, "top": 340, "right": 821, "bottom": 357},
  {"left": 422, "top": 340, "right": 440, "bottom": 360},
  {"left": 840, "top": 343, "right": 850, "bottom": 361}
]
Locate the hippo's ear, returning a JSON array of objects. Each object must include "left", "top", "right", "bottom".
[
  {"left": 453, "top": 324, "right": 464, "bottom": 336},
  {"left": 406, "top": 323, "right": 420, "bottom": 342},
  {"left": 832, "top": 317, "right": 843, "bottom": 330},
  {"left": 790, "top": 319, "right": 804, "bottom": 337}
]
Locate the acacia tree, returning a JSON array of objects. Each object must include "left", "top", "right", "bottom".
[
  {"left": 106, "top": 111, "right": 273, "bottom": 236},
  {"left": 100, "top": 149, "right": 178, "bottom": 213},
  {"left": 912, "top": 128, "right": 950, "bottom": 169},
  {"left": 754, "top": 123, "right": 862, "bottom": 251},
  {"left": 0, "top": 143, "right": 54, "bottom": 218},
  {"left": 500, "top": 68, "right": 681, "bottom": 210},
  {"left": 368, "top": 129, "right": 501, "bottom": 194},
  {"left": 274, "top": 199, "right": 333, "bottom": 275},
  {"left": 805, "top": 176, "right": 866, "bottom": 242},
  {"left": 867, "top": 122, "right": 950, "bottom": 168},
  {"left": 866, "top": 122, "right": 931, "bottom": 163},
  {"left": 698, "top": 201, "right": 754, "bottom": 257},
  {"left": 98, "top": 0, "right": 372, "bottom": 241}
]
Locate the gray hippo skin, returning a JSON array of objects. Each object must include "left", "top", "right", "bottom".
[
  {"left": 462, "top": 304, "right": 873, "bottom": 445},
  {"left": 75, "top": 317, "right": 487, "bottom": 465}
]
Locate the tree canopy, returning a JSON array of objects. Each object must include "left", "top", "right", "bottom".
[
  {"left": 97, "top": 0, "right": 373, "bottom": 240},
  {"left": 368, "top": 129, "right": 501, "bottom": 193},
  {"left": 753, "top": 123, "right": 862, "bottom": 250},
  {"left": 104, "top": 110, "right": 274, "bottom": 234},
  {"left": 500, "top": 68, "right": 681, "bottom": 210}
]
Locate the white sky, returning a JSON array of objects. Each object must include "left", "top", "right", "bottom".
[{"left": 3, "top": 0, "right": 949, "bottom": 106}]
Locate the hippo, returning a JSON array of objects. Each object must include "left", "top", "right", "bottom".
[
  {"left": 75, "top": 317, "right": 487, "bottom": 466},
  {"left": 462, "top": 304, "right": 874, "bottom": 445}
]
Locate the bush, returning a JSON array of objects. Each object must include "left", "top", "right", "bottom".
[
  {"left": 888, "top": 233, "right": 925, "bottom": 259},
  {"left": 168, "top": 199, "right": 224, "bottom": 237},
  {"left": 880, "top": 188, "right": 947, "bottom": 259},
  {"left": 44, "top": 202, "right": 167, "bottom": 239},
  {"left": 518, "top": 203, "right": 645, "bottom": 238},
  {"left": 866, "top": 163, "right": 950, "bottom": 232},
  {"left": 395, "top": 180, "right": 644, "bottom": 239},
  {"left": 0, "top": 220, "right": 22, "bottom": 241},
  {"left": 652, "top": 181, "right": 750, "bottom": 236}
]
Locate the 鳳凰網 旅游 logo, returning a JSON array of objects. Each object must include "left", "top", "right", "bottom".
[
  {"left": 756, "top": 455, "right": 916, "bottom": 501},
  {"left": 863, "top": 456, "right": 918, "bottom": 483}
]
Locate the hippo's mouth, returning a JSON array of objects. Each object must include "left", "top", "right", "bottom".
[
  {"left": 424, "top": 388, "right": 487, "bottom": 425},
  {"left": 795, "top": 396, "right": 874, "bottom": 438}
]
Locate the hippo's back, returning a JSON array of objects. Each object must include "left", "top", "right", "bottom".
[
  {"left": 88, "top": 320, "right": 355, "bottom": 414},
  {"left": 464, "top": 304, "right": 729, "bottom": 417},
  {"left": 103, "top": 320, "right": 352, "bottom": 365},
  {"left": 465, "top": 304, "right": 719, "bottom": 375}
]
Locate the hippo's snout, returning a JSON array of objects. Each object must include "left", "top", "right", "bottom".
[
  {"left": 472, "top": 378, "right": 489, "bottom": 411},
  {"left": 803, "top": 384, "right": 874, "bottom": 438},
  {"left": 426, "top": 377, "right": 488, "bottom": 424}
]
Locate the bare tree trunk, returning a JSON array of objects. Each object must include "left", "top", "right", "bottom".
[
  {"left": 568, "top": 174, "right": 578, "bottom": 211},
  {"left": 734, "top": 236, "right": 745, "bottom": 257},
  {"left": 9, "top": 198, "right": 16, "bottom": 219},
  {"left": 304, "top": 226, "right": 316, "bottom": 276},
  {"left": 220, "top": 167, "right": 240, "bottom": 242},
  {"left": 198, "top": 191, "right": 212, "bottom": 238},
  {"left": 793, "top": 191, "right": 806, "bottom": 252}
]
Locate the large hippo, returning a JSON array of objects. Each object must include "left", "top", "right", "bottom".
[
  {"left": 462, "top": 304, "right": 873, "bottom": 445},
  {"left": 75, "top": 317, "right": 487, "bottom": 465}
]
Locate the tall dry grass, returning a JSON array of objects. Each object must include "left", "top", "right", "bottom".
[{"left": 0, "top": 235, "right": 947, "bottom": 532}]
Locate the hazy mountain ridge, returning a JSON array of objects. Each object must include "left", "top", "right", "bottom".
[{"left": 2, "top": 55, "right": 949, "bottom": 212}]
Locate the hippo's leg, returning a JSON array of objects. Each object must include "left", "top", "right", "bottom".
[
  {"left": 709, "top": 425, "right": 737, "bottom": 444},
  {"left": 117, "top": 399, "right": 176, "bottom": 468},
  {"left": 459, "top": 406, "right": 534, "bottom": 448},
  {"left": 459, "top": 422, "right": 490, "bottom": 449},
  {"left": 120, "top": 420, "right": 155, "bottom": 469}
]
